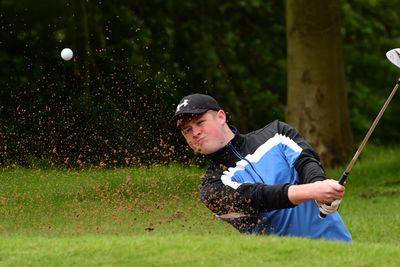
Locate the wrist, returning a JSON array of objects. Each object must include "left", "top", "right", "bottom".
[{"left": 288, "top": 183, "right": 317, "bottom": 205}]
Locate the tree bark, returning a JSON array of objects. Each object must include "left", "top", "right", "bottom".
[{"left": 286, "top": 0, "right": 353, "bottom": 167}]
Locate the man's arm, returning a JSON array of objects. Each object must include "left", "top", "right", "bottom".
[
  {"left": 201, "top": 170, "right": 345, "bottom": 215},
  {"left": 276, "top": 121, "right": 327, "bottom": 184},
  {"left": 200, "top": 168, "right": 295, "bottom": 215},
  {"left": 276, "top": 122, "right": 346, "bottom": 205},
  {"left": 287, "top": 179, "right": 345, "bottom": 205}
]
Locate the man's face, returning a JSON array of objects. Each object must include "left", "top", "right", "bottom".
[{"left": 178, "top": 110, "right": 227, "bottom": 155}]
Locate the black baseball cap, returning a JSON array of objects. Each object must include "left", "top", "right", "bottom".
[{"left": 171, "top": 93, "right": 221, "bottom": 127}]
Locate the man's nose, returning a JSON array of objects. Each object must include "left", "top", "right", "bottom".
[{"left": 192, "top": 126, "right": 201, "bottom": 137}]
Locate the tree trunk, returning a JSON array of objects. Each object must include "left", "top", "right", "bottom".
[{"left": 285, "top": 0, "right": 353, "bottom": 167}]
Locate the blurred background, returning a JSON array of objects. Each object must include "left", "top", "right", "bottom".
[{"left": 1, "top": 0, "right": 399, "bottom": 168}]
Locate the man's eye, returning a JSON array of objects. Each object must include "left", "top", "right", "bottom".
[{"left": 182, "top": 128, "right": 191, "bottom": 134}]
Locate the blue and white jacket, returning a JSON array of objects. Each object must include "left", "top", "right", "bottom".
[{"left": 200, "top": 120, "right": 352, "bottom": 242}]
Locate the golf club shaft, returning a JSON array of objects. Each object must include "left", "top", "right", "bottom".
[
  {"left": 341, "top": 78, "right": 400, "bottom": 181},
  {"left": 320, "top": 78, "right": 400, "bottom": 218}
]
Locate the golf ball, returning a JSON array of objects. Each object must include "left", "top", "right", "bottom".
[{"left": 61, "top": 48, "right": 73, "bottom": 61}]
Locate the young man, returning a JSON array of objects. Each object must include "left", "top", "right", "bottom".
[{"left": 172, "top": 93, "right": 352, "bottom": 242}]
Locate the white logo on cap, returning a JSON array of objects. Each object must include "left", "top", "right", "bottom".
[{"left": 176, "top": 99, "right": 189, "bottom": 112}]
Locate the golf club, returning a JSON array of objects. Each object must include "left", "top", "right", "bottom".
[{"left": 319, "top": 48, "right": 400, "bottom": 218}]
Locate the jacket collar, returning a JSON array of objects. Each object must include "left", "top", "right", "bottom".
[{"left": 206, "top": 126, "right": 245, "bottom": 165}]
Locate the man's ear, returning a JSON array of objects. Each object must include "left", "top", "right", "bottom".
[{"left": 216, "top": 109, "right": 227, "bottom": 124}]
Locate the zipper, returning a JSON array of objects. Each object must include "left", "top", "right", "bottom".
[{"left": 227, "top": 142, "right": 265, "bottom": 183}]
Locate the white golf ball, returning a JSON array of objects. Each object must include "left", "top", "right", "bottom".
[{"left": 61, "top": 48, "right": 73, "bottom": 61}]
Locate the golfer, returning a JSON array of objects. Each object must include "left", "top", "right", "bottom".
[{"left": 172, "top": 93, "right": 352, "bottom": 242}]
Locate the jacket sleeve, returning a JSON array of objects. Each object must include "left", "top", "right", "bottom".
[
  {"left": 200, "top": 167, "right": 296, "bottom": 215},
  {"left": 277, "top": 121, "right": 326, "bottom": 183}
]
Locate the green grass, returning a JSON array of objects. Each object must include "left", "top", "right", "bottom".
[
  {"left": 326, "top": 146, "right": 400, "bottom": 243},
  {"left": 1, "top": 146, "right": 400, "bottom": 266},
  {"left": 1, "top": 234, "right": 399, "bottom": 267},
  {"left": 0, "top": 166, "right": 219, "bottom": 236}
]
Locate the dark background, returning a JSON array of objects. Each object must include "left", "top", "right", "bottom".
[{"left": 1, "top": 0, "right": 399, "bottom": 168}]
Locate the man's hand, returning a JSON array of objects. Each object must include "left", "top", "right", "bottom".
[
  {"left": 316, "top": 199, "right": 342, "bottom": 216},
  {"left": 312, "top": 179, "right": 345, "bottom": 204},
  {"left": 288, "top": 179, "right": 345, "bottom": 205}
]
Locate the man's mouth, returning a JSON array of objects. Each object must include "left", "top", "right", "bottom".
[{"left": 197, "top": 138, "right": 206, "bottom": 146}]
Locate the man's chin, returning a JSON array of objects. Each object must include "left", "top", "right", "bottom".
[
  {"left": 197, "top": 146, "right": 220, "bottom": 155},
  {"left": 195, "top": 147, "right": 206, "bottom": 154},
  {"left": 192, "top": 146, "right": 210, "bottom": 155}
]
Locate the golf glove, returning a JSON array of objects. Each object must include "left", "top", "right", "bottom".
[{"left": 316, "top": 199, "right": 342, "bottom": 216}]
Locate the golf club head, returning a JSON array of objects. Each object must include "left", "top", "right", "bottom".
[{"left": 386, "top": 48, "right": 400, "bottom": 68}]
